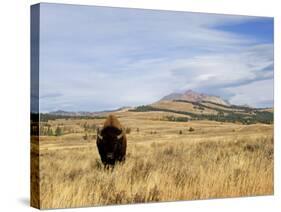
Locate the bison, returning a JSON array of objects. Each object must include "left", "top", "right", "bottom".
[{"left": 96, "top": 115, "right": 127, "bottom": 166}]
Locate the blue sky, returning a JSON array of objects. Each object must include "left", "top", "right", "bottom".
[{"left": 38, "top": 3, "right": 274, "bottom": 112}]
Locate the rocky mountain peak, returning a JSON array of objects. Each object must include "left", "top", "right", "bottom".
[{"left": 161, "top": 90, "right": 230, "bottom": 106}]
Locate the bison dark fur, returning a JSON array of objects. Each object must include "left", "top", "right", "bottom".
[{"left": 96, "top": 115, "right": 127, "bottom": 166}]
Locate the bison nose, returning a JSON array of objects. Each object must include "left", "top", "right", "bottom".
[{"left": 106, "top": 153, "right": 114, "bottom": 159}]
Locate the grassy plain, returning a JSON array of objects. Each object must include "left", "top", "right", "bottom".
[{"left": 36, "top": 111, "right": 273, "bottom": 209}]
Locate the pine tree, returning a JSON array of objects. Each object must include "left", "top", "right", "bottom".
[
  {"left": 55, "top": 126, "right": 62, "bottom": 136},
  {"left": 47, "top": 126, "right": 53, "bottom": 136}
]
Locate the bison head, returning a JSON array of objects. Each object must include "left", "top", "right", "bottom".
[
  {"left": 97, "top": 128, "right": 123, "bottom": 161},
  {"left": 96, "top": 115, "right": 127, "bottom": 166}
]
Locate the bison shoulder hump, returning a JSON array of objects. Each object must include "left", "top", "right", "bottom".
[{"left": 103, "top": 115, "right": 122, "bottom": 130}]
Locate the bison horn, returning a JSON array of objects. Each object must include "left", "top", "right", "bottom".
[
  {"left": 117, "top": 133, "right": 123, "bottom": 140},
  {"left": 97, "top": 134, "right": 103, "bottom": 140}
]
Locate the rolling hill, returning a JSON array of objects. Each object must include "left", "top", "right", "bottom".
[
  {"left": 130, "top": 90, "right": 273, "bottom": 124},
  {"left": 41, "top": 90, "right": 273, "bottom": 124}
]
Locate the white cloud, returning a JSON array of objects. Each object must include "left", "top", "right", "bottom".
[{"left": 226, "top": 79, "right": 274, "bottom": 107}]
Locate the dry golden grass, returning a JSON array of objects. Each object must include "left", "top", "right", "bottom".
[
  {"left": 152, "top": 100, "right": 217, "bottom": 115},
  {"left": 36, "top": 113, "right": 273, "bottom": 209}
]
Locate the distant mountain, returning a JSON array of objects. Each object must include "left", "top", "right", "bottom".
[
  {"left": 129, "top": 89, "right": 273, "bottom": 124},
  {"left": 49, "top": 110, "right": 94, "bottom": 117},
  {"left": 48, "top": 106, "right": 134, "bottom": 117},
  {"left": 43, "top": 89, "right": 273, "bottom": 124},
  {"left": 161, "top": 89, "right": 230, "bottom": 106}
]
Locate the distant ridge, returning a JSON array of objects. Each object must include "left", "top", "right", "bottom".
[
  {"left": 48, "top": 106, "right": 133, "bottom": 117},
  {"left": 49, "top": 110, "right": 94, "bottom": 117},
  {"left": 161, "top": 89, "right": 230, "bottom": 106},
  {"left": 42, "top": 89, "right": 273, "bottom": 124}
]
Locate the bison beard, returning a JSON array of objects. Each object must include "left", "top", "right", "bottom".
[{"left": 96, "top": 115, "right": 127, "bottom": 166}]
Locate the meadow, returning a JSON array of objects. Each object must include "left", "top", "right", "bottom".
[{"left": 36, "top": 112, "right": 273, "bottom": 209}]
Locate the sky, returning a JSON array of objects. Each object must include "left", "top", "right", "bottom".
[{"left": 38, "top": 3, "right": 274, "bottom": 112}]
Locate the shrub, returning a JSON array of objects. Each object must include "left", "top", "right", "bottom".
[
  {"left": 55, "top": 126, "right": 63, "bottom": 136},
  {"left": 82, "top": 134, "right": 88, "bottom": 140},
  {"left": 188, "top": 127, "right": 194, "bottom": 132},
  {"left": 125, "top": 127, "right": 131, "bottom": 134},
  {"left": 47, "top": 127, "right": 53, "bottom": 136}
]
